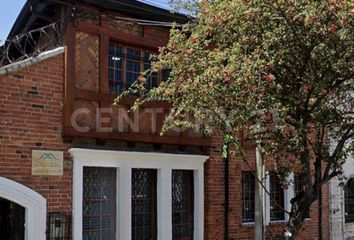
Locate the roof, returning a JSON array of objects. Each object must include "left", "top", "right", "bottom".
[{"left": 7, "top": 0, "right": 190, "bottom": 40}]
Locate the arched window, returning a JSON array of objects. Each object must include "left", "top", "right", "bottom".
[{"left": 345, "top": 178, "right": 354, "bottom": 222}]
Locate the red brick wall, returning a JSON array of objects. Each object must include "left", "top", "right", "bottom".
[
  {"left": 205, "top": 139, "right": 330, "bottom": 240},
  {"left": 0, "top": 54, "right": 72, "bottom": 215}
]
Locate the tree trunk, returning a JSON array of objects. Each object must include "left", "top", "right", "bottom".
[{"left": 283, "top": 194, "right": 313, "bottom": 240}]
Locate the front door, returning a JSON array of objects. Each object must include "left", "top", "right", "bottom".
[{"left": 0, "top": 197, "right": 25, "bottom": 240}]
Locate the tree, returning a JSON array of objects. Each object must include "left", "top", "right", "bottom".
[{"left": 116, "top": 0, "right": 353, "bottom": 238}]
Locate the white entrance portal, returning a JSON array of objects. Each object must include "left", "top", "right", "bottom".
[{"left": 0, "top": 177, "right": 47, "bottom": 240}]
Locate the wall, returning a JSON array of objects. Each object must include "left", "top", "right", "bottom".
[
  {"left": 330, "top": 153, "right": 354, "bottom": 240},
  {"left": 206, "top": 138, "right": 330, "bottom": 240},
  {"left": 0, "top": 54, "right": 72, "bottom": 215}
]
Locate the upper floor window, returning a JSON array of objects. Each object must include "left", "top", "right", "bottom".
[
  {"left": 345, "top": 178, "right": 354, "bottom": 223},
  {"left": 269, "top": 173, "right": 285, "bottom": 221},
  {"left": 108, "top": 42, "right": 168, "bottom": 94},
  {"left": 242, "top": 171, "right": 255, "bottom": 223}
]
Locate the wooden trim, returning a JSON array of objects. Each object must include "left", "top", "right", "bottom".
[
  {"left": 64, "top": 21, "right": 76, "bottom": 128},
  {"left": 63, "top": 127, "right": 211, "bottom": 146},
  {"left": 100, "top": 34, "right": 109, "bottom": 94},
  {"left": 77, "top": 22, "right": 162, "bottom": 50},
  {"left": 74, "top": 89, "right": 171, "bottom": 108}
]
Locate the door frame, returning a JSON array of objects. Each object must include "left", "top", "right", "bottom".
[{"left": 0, "top": 177, "right": 47, "bottom": 240}]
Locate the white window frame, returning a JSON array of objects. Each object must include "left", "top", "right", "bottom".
[
  {"left": 265, "top": 171, "right": 292, "bottom": 224},
  {"left": 70, "top": 148, "right": 208, "bottom": 240}
]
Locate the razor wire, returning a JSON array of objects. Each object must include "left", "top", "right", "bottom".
[{"left": 0, "top": 22, "right": 63, "bottom": 67}]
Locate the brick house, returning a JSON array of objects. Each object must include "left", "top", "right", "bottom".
[{"left": 0, "top": 0, "right": 330, "bottom": 239}]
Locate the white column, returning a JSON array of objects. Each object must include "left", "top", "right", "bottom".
[
  {"left": 158, "top": 168, "right": 172, "bottom": 240},
  {"left": 194, "top": 167, "right": 204, "bottom": 240},
  {"left": 119, "top": 165, "right": 132, "bottom": 240},
  {"left": 265, "top": 171, "right": 270, "bottom": 225},
  {"left": 72, "top": 160, "right": 83, "bottom": 240}
]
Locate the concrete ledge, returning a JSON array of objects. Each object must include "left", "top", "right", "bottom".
[{"left": 0, "top": 47, "right": 64, "bottom": 76}]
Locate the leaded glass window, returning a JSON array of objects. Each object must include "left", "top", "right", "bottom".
[
  {"left": 143, "top": 52, "right": 158, "bottom": 90},
  {"left": 270, "top": 173, "right": 285, "bottom": 221},
  {"left": 108, "top": 43, "right": 123, "bottom": 93},
  {"left": 132, "top": 169, "right": 157, "bottom": 240},
  {"left": 126, "top": 48, "right": 141, "bottom": 87},
  {"left": 172, "top": 170, "right": 194, "bottom": 240},
  {"left": 83, "top": 167, "right": 116, "bottom": 240},
  {"left": 108, "top": 42, "right": 170, "bottom": 94},
  {"left": 242, "top": 171, "right": 255, "bottom": 222},
  {"left": 345, "top": 178, "right": 354, "bottom": 223}
]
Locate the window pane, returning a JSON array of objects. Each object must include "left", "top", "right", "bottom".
[
  {"left": 172, "top": 170, "right": 194, "bottom": 240},
  {"left": 294, "top": 174, "right": 310, "bottom": 218},
  {"left": 108, "top": 42, "right": 123, "bottom": 93},
  {"left": 346, "top": 178, "right": 354, "bottom": 222},
  {"left": 132, "top": 169, "right": 157, "bottom": 240},
  {"left": 162, "top": 69, "right": 171, "bottom": 82},
  {"left": 270, "top": 173, "right": 285, "bottom": 221},
  {"left": 242, "top": 172, "right": 255, "bottom": 222},
  {"left": 127, "top": 48, "right": 141, "bottom": 60},
  {"left": 83, "top": 167, "right": 116, "bottom": 240}
]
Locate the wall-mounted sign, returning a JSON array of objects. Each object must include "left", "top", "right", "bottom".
[{"left": 32, "top": 150, "right": 64, "bottom": 176}]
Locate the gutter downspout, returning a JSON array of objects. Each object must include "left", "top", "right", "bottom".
[
  {"left": 318, "top": 157, "right": 323, "bottom": 240},
  {"left": 224, "top": 143, "right": 229, "bottom": 240}
]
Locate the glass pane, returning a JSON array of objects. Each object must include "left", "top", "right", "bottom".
[
  {"left": 242, "top": 172, "right": 255, "bottom": 222},
  {"left": 270, "top": 173, "right": 285, "bottom": 221},
  {"left": 346, "top": 178, "right": 354, "bottom": 222},
  {"left": 172, "top": 170, "right": 194, "bottom": 240},
  {"left": 294, "top": 174, "right": 310, "bottom": 218},
  {"left": 144, "top": 52, "right": 150, "bottom": 62},
  {"left": 83, "top": 167, "right": 116, "bottom": 239},
  {"left": 132, "top": 169, "right": 157, "bottom": 240},
  {"left": 127, "top": 48, "right": 141, "bottom": 60},
  {"left": 108, "top": 42, "right": 123, "bottom": 93}
]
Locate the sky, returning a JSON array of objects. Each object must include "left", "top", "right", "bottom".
[
  {"left": 0, "top": 0, "right": 26, "bottom": 41},
  {"left": 0, "top": 0, "right": 171, "bottom": 41}
]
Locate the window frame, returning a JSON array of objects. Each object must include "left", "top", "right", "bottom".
[
  {"left": 108, "top": 41, "right": 163, "bottom": 94},
  {"left": 242, "top": 171, "right": 255, "bottom": 223},
  {"left": 172, "top": 170, "right": 194, "bottom": 240},
  {"left": 70, "top": 148, "right": 208, "bottom": 240},
  {"left": 269, "top": 172, "right": 285, "bottom": 221},
  {"left": 345, "top": 178, "right": 354, "bottom": 223},
  {"left": 131, "top": 168, "right": 157, "bottom": 240},
  {"left": 82, "top": 167, "right": 117, "bottom": 239}
]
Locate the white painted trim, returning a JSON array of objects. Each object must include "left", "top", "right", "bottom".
[
  {"left": 0, "top": 47, "right": 64, "bottom": 76},
  {"left": 265, "top": 171, "right": 271, "bottom": 225},
  {"left": 70, "top": 148, "right": 208, "bottom": 240},
  {"left": 285, "top": 173, "right": 294, "bottom": 221},
  {"left": 265, "top": 172, "right": 292, "bottom": 224},
  {"left": 0, "top": 177, "right": 47, "bottom": 240}
]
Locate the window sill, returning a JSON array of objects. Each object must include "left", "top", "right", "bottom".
[
  {"left": 241, "top": 222, "right": 255, "bottom": 227},
  {"left": 269, "top": 220, "right": 287, "bottom": 225}
]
